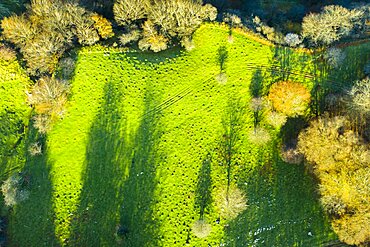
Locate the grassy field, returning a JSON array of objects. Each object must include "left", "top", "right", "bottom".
[{"left": 3, "top": 23, "right": 369, "bottom": 246}]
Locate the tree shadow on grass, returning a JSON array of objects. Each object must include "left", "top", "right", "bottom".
[
  {"left": 9, "top": 125, "right": 58, "bottom": 246},
  {"left": 224, "top": 142, "right": 335, "bottom": 246},
  {"left": 118, "top": 87, "right": 162, "bottom": 247},
  {"left": 69, "top": 80, "right": 128, "bottom": 245},
  {"left": 250, "top": 68, "right": 264, "bottom": 98},
  {"left": 194, "top": 154, "right": 213, "bottom": 219},
  {"left": 217, "top": 96, "right": 246, "bottom": 191}
]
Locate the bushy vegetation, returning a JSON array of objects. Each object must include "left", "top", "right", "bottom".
[
  {"left": 114, "top": 0, "right": 217, "bottom": 52},
  {"left": 302, "top": 5, "right": 365, "bottom": 46},
  {"left": 1, "top": 174, "right": 29, "bottom": 207},
  {"left": 298, "top": 116, "right": 370, "bottom": 246},
  {"left": 1, "top": 0, "right": 113, "bottom": 76}
]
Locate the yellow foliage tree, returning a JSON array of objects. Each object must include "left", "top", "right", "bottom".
[
  {"left": 267, "top": 81, "right": 311, "bottom": 117},
  {"left": 298, "top": 116, "right": 370, "bottom": 246},
  {"left": 91, "top": 14, "right": 114, "bottom": 39}
]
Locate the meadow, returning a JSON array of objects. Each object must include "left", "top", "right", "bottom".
[{"left": 1, "top": 23, "right": 369, "bottom": 246}]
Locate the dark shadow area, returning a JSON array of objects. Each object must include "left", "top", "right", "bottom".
[
  {"left": 194, "top": 154, "right": 213, "bottom": 219},
  {"left": 0, "top": 111, "right": 28, "bottom": 179},
  {"left": 217, "top": 46, "right": 229, "bottom": 73},
  {"left": 69, "top": 80, "right": 128, "bottom": 245},
  {"left": 8, "top": 124, "right": 58, "bottom": 246},
  {"left": 224, "top": 142, "right": 335, "bottom": 246},
  {"left": 122, "top": 46, "right": 183, "bottom": 64},
  {"left": 249, "top": 68, "right": 264, "bottom": 98},
  {"left": 270, "top": 47, "right": 293, "bottom": 82},
  {"left": 280, "top": 117, "right": 308, "bottom": 149},
  {"left": 119, "top": 86, "right": 162, "bottom": 246}
]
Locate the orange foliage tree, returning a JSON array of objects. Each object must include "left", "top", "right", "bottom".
[{"left": 267, "top": 81, "right": 311, "bottom": 117}]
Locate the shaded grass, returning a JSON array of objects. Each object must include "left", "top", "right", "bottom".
[
  {"left": 68, "top": 80, "right": 127, "bottom": 245},
  {"left": 8, "top": 127, "right": 58, "bottom": 246},
  {"left": 224, "top": 142, "right": 336, "bottom": 246}
]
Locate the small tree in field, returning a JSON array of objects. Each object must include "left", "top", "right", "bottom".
[
  {"left": 191, "top": 219, "right": 211, "bottom": 238},
  {"left": 216, "top": 186, "right": 247, "bottom": 220},
  {"left": 324, "top": 48, "right": 346, "bottom": 68},
  {"left": 1, "top": 174, "right": 29, "bottom": 207},
  {"left": 267, "top": 81, "right": 310, "bottom": 117}
]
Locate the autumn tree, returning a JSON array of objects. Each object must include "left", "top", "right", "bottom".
[
  {"left": 113, "top": 0, "right": 148, "bottom": 27},
  {"left": 1, "top": 0, "right": 113, "bottom": 75},
  {"left": 28, "top": 77, "right": 70, "bottom": 122},
  {"left": 348, "top": 77, "right": 370, "bottom": 116},
  {"left": 267, "top": 81, "right": 311, "bottom": 117},
  {"left": 113, "top": 0, "right": 217, "bottom": 52},
  {"left": 302, "top": 5, "right": 364, "bottom": 46},
  {"left": 298, "top": 116, "right": 370, "bottom": 246}
]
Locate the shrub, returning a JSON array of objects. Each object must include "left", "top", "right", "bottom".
[
  {"left": 266, "top": 111, "right": 287, "bottom": 129},
  {"left": 216, "top": 186, "right": 247, "bottom": 220},
  {"left": 267, "top": 81, "right": 311, "bottom": 117},
  {"left": 28, "top": 77, "right": 70, "bottom": 118},
  {"left": 91, "top": 14, "right": 114, "bottom": 39},
  {"left": 284, "top": 33, "right": 301, "bottom": 47},
  {"left": 215, "top": 73, "right": 227, "bottom": 84},
  {"left": 302, "top": 5, "right": 364, "bottom": 46},
  {"left": 1, "top": 174, "right": 29, "bottom": 207},
  {"left": 348, "top": 77, "right": 370, "bottom": 116},
  {"left": 249, "top": 97, "right": 264, "bottom": 112},
  {"left": 57, "top": 57, "right": 76, "bottom": 80},
  {"left": 138, "top": 20, "right": 168, "bottom": 52},
  {"left": 0, "top": 44, "right": 16, "bottom": 61},
  {"left": 113, "top": 0, "right": 148, "bottom": 26},
  {"left": 32, "top": 114, "right": 52, "bottom": 134},
  {"left": 28, "top": 142, "right": 42, "bottom": 156},
  {"left": 324, "top": 48, "right": 346, "bottom": 68},
  {"left": 200, "top": 4, "right": 217, "bottom": 22},
  {"left": 119, "top": 29, "right": 141, "bottom": 46},
  {"left": 280, "top": 146, "right": 303, "bottom": 164},
  {"left": 191, "top": 219, "right": 211, "bottom": 238},
  {"left": 248, "top": 127, "right": 271, "bottom": 146},
  {"left": 180, "top": 36, "right": 195, "bottom": 51}
]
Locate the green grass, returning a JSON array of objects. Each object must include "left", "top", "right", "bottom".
[
  {"left": 5, "top": 23, "right": 368, "bottom": 246},
  {"left": 0, "top": 59, "right": 30, "bottom": 181}
]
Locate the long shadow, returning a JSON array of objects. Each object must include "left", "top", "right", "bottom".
[
  {"left": 8, "top": 125, "right": 58, "bottom": 246},
  {"left": 69, "top": 80, "right": 128, "bottom": 245},
  {"left": 249, "top": 68, "right": 264, "bottom": 97},
  {"left": 118, "top": 86, "right": 162, "bottom": 246},
  {"left": 194, "top": 154, "right": 213, "bottom": 219},
  {"left": 0, "top": 109, "right": 29, "bottom": 180},
  {"left": 224, "top": 141, "right": 336, "bottom": 246},
  {"left": 218, "top": 96, "right": 246, "bottom": 193}
]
